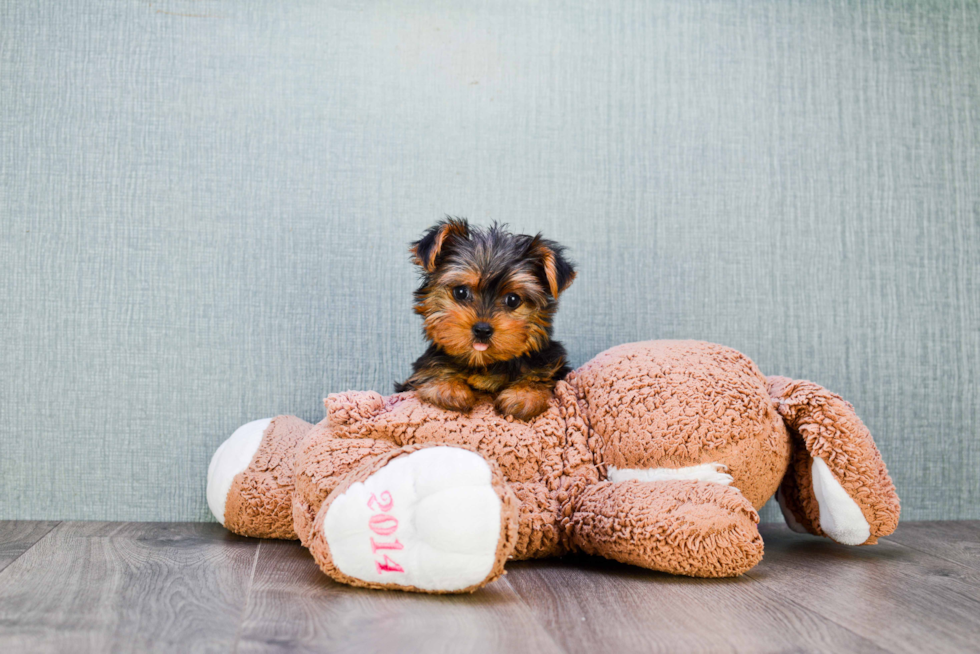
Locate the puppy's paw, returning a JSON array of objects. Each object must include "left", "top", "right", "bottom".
[
  {"left": 417, "top": 378, "right": 476, "bottom": 413},
  {"left": 495, "top": 383, "right": 552, "bottom": 421}
]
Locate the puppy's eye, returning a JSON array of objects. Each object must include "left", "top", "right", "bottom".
[
  {"left": 504, "top": 293, "right": 522, "bottom": 309},
  {"left": 453, "top": 286, "right": 471, "bottom": 302}
]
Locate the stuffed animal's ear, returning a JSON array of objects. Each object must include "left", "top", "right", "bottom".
[
  {"left": 527, "top": 235, "right": 576, "bottom": 298},
  {"left": 410, "top": 218, "right": 470, "bottom": 273}
]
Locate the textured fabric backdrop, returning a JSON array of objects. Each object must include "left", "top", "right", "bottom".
[{"left": 1, "top": 1, "right": 977, "bottom": 522}]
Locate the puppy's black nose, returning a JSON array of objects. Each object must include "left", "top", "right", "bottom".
[{"left": 472, "top": 322, "right": 493, "bottom": 340}]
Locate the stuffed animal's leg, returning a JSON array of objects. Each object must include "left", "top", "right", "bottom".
[
  {"left": 568, "top": 480, "right": 764, "bottom": 577},
  {"left": 768, "top": 376, "right": 900, "bottom": 545},
  {"left": 507, "top": 481, "right": 572, "bottom": 559},
  {"left": 307, "top": 444, "right": 520, "bottom": 593},
  {"left": 291, "top": 424, "right": 400, "bottom": 546},
  {"left": 207, "top": 415, "right": 313, "bottom": 539}
]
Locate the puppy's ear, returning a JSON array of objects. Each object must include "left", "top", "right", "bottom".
[
  {"left": 410, "top": 217, "right": 470, "bottom": 273},
  {"left": 527, "top": 235, "right": 576, "bottom": 298}
]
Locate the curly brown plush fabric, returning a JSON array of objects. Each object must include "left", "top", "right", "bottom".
[
  {"left": 569, "top": 479, "right": 764, "bottom": 577},
  {"left": 224, "top": 415, "right": 312, "bottom": 540},
  {"left": 302, "top": 381, "right": 598, "bottom": 559},
  {"left": 212, "top": 340, "right": 900, "bottom": 592},
  {"left": 572, "top": 341, "right": 791, "bottom": 510},
  {"left": 292, "top": 418, "right": 398, "bottom": 547}
]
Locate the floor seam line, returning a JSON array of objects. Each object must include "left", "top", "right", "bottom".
[
  {"left": 743, "top": 569, "right": 894, "bottom": 653},
  {"left": 231, "top": 539, "right": 261, "bottom": 654},
  {"left": 501, "top": 574, "right": 575, "bottom": 654},
  {"left": 881, "top": 536, "right": 980, "bottom": 577},
  {"left": 0, "top": 521, "right": 62, "bottom": 579}
]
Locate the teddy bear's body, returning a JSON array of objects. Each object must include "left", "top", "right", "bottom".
[{"left": 208, "top": 340, "right": 899, "bottom": 593}]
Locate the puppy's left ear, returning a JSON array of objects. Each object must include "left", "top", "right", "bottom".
[
  {"left": 527, "top": 235, "right": 576, "bottom": 298},
  {"left": 411, "top": 217, "right": 470, "bottom": 273}
]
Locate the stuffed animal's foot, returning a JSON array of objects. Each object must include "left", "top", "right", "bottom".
[
  {"left": 308, "top": 445, "right": 520, "bottom": 593},
  {"left": 207, "top": 415, "right": 313, "bottom": 539},
  {"left": 208, "top": 418, "right": 271, "bottom": 527},
  {"left": 570, "top": 480, "right": 764, "bottom": 577}
]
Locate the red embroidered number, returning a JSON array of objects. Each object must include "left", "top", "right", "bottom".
[
  {"left": 370, "top": 537, "right": 403, "bottom": 553},
  {"left": 368, "top": 514, "right": 398, "bottom": 536},
  {"left": 367, "top": 491, "right": 393, "bottom": 512},
  {"left": 375, "top": 554, "right": 405, "bottom": 574},
  {"left": 367, "top": 491, "right": 404, "bottom": 574}
]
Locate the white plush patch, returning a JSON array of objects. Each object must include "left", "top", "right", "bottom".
[
  {"left": 811, "top": 457, "right": 871, "bottom": 545},
  {"left": 323, "top": 446, "right": 502, "bottom": 592},
  {"left": 607, "top": 462, "right": 734, "bottom": 486},
  {"left": 775, "top": 486, "right": 809, "bottom": 534},
  {"left": 206, "top": 418, "right": 271, "bottom": 526}
]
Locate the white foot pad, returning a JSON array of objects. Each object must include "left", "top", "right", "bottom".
[
  {"left": 812, "top": 457, "right": 871, "bottom": 545},
  {"left": 323, "top": 447, "right": 502, "bottom": 592},
  {"left": 207, "top": 418, "right": 271, "bottom": 526}
]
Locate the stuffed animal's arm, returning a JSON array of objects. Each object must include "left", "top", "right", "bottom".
[{"left": 768, "top": 376, "right": 900, "bottom": 545}]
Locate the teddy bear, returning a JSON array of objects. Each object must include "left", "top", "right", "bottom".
[{"left": 207, "top": 340, "right": 900, "bottom": 593}]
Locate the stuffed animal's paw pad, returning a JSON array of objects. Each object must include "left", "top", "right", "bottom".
[{"left": 322, "top": 447, "right": 503, "bottom": 591}]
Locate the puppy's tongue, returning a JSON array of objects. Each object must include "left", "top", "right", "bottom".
[{"left": 473, "top": 342, "right": 489, "bottom": 352}]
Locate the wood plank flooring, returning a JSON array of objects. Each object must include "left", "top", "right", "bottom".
[
  {"left": 0, "top": 520, "right": 977, "bottom": 653},
  {"left": 0, "top": 521, "right": 59, "bottom": 573}
]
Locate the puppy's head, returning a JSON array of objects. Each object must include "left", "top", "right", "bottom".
[{"left": 410, "top": 218, "right": 575, "bottom": 366}]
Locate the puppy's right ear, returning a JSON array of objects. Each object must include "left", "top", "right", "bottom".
[{"left": 410, "top": 217, "right": 470, "bottom": 273}]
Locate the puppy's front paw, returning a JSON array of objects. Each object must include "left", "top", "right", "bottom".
[
  {"left": 495, "top": 383, "right": 552, "bottom": 420},
  {"left": 417, "top": 379, "right": 476, "bottom": 413}
]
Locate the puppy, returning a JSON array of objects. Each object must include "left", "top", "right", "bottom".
[{"left": 395, "top": 218, "right": 576, "bottom": 420}]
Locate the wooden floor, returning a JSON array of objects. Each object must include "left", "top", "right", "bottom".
[{"left": 0, "top": 521, "right": 978, "bottom": 653}]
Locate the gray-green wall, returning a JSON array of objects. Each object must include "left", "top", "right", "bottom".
[{"left": 2, "top": 1, "right": 977, "bottom": 522}]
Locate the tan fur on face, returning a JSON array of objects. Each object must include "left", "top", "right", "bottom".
[
  {"left": 422, "top": 294, "right": 482, "bottom": 361},
  {"left": 483, "top": 309, "right": 549, "bottom": 361},
  {"left": 417, "top": 266, "right": 552, "bottom": 366}
]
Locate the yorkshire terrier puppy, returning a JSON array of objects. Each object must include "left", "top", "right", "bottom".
[{"left": 395, "top": 218, "right": 576, "bottom": 420}]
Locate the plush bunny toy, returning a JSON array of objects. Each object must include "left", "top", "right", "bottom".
[{"left": 207, "top": 340, "right": 899, "bottom": 593}]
